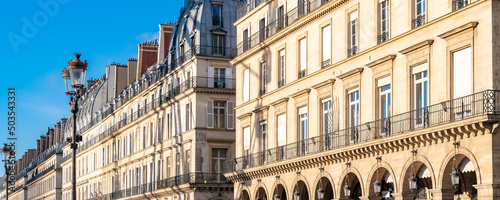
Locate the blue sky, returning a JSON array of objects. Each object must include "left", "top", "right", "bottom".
[{"left": 0, "top": 0, "right": 184, "bottom": 173}]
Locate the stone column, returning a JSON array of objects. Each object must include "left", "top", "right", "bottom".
[
  {"left": 474, "top": 183, "right": 500, "bottom": 200},
  {"left": 428, "top": 189, "right": 455, "bottom": 200},
  {"left": 392, "top": 192, "right": 415, "bottom": 200}
]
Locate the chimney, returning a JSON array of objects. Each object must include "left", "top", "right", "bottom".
[
  {"left": 137, "top": 40, "right": 159, "bottom": 79},
  {"left": 36, "top": 140, "right": 41, "bottom": 156},
  {"left": 158, "top": 22, "right": 175, "bottom": 63},
  {"left": 127, "top": 58, "right": 138, "bottom": 85}
]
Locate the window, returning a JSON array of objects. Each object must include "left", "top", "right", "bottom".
[
  {"left": 322, "top": 25, "right": 331, "bottom": 68},
  {"left": 243, "top": 69, "right": 249, "bottom": 102},
  {"left": 175, "top": 153, "right": 180, "bottom": 175},
  {"left": 212, "top": 34, "right": 225, "bottom": 56},
  {"left": 298, "top": 0, "right": 309, "bottom": 16},
  {"left": 322, "top": 99, "right": 332, "bottom": 135},
  {"left": 212, "top": 5, "right": 222, "bottom": 26},
  {"left": 142, "top": 126, "right": 146, "bottom": 149},
  {"left": 214, "top": 68, "right": 226, "bottom": 88},
  {"left": 212, "top": 148, "right": 228, "bottom": 174},
  {"left": 259, "top": 18, "right": 266, "bottom": 42},
  {"left": 150, "top": 122, "right": 154, "bottom": 145},
  {"left": 260, "top": 62, "right": 267, "bottom": 95},
  {"left": 349, "top": 90, "right": 360, "bottom": 144},
  {"left": 413, "top": 64, "right": 428, "bottom": 127},
  {"left": 414, "top": 0, "right": 425, "bottom": 28},
  {"left": 298, "top": 107, "right": 308, "bottom": 155},
  {"left": 167, "top": 113, "right": 171, "bottom": 138},
  {"left": 453, "top": 0, "right": 468, "bottom": 11},
  {"left": 299, "top": 38, "right": 307, "bottom": 78},
  {"left": 180, "top": 44, "right": 185, "bottom": 62},
  {"left": 260, "top": 121, "right": 267, "bottom": 152},
  {"left": 185, "top": 150, "right": 191, "bottom": 173},
  {"left": 349, "top": 11, "right": 359, "bottom": 57},
  {"left": 278, "top": 50, "right": 286, "bottom": 87},
  {"left": 243, "top": 127, "right": 250, "bottom": 165},
  {"left": 214, "top": 101, "right": 226, "bottom": 128},
  {"left": 185, "top": 103, "right": 191, "bottom": 131},
  {"left": 453, "top": 47, "right": 472, "bottom": 118},
  {"left": 378, "top": 77, "right": 391, "bottom": 136},
  {"left": 167, "top": 157, "right": 171, "bottom": 178},
  {"left": 277, "top": 114, "right": 286, "bottom": 158},
  {"left": 243, "top": 29, "right": 249, "bottom": 51},
  {"left": 277, "top": 5, "right": 285, "bottom": 29},
  {"left": 379, "top": 0, "right": 390, "bottom": 43}
]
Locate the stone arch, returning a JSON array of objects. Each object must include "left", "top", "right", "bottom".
[
  {"left": 290, "top": 174, "right": 311, "bottom": 200},
  {"left": 436, "top": 146, "right": 481, "bottom": 188},
  {"left": 398, "top": 152, "right": 436, "bottom": 194},
  {"left": 271, "top": 178, "right": 289, "bottom": 200},
  {"left": 365, "top": 160, "right": 398, "bottom": 194},
  {"left": 337, "top": 166, "right": 364, "bottom": 198},
  {"left": 311, "top": 170, "right": 336, "bottom": 200},
  {"left": 237, "top": 183, "right": 252, "bottom": 200},
  {"left": 255, "top": 181, "right": 270, "bottom": 200}
]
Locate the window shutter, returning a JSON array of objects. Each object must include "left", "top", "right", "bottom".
[
  {"left": 208, "top": 67, "right": 214, "bottom": 88},
  {"left": 227, "top": 101, "right": 234, "bottom": 129},
  {"left": 206, "top": 100, "right": 214, "bottom": 128},
  {"left": 225, "top": 68, "right": 232, "bottom": 89}
]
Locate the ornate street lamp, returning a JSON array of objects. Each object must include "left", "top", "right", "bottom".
[
  {"left": 344, "top": 162, "right": 351, "bottom": 199},
  {"left": 408, "top": 149, "right": 418, "bottom": 193},
  {"left": 62, "top": 53, "right": 88, "bottom": 200},
  {"left": 317, "top": 167, "right": 325, "bottom": 200},
  {"left": 373, "top": 156, "right": 382, "bottom": 195},
  {"left": 0, "top": 144, "right": 12, "bottom": 200},
  {"left": 451, "top": 141, "right": 461, "bottom": 189},
  {"left": 274, "top": 194, "right": 280, "bottom": 200},
  {"left": 294, "top": 172, "right": 300, "bottom": 200}
]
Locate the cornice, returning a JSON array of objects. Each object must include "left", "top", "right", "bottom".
[
  {"left": 289, "top": 89, "right": 311, "bottom": 99},
  {"left": 399, "top": 39, "right": 434, "bottom": 55},
  {"left": 270, "top": 97, "right": 289, "bottom": 106},
  {"left": 312, "top": 79, "right": 336, "bottom": 89},
  {"left": 337, "top": 67, "right": 364, "bottom": 80},
  {"left": 366, "top": 55, "right": 396, "bottom": 68},
  {"left": 252, "top": 106, "right": 270, "bottom": 113},
  {"left": 438, "top": 21, "right": 478, "bottom": 39},
  {"left": 237, "top": 112, "right": 253, "bottom": 120}
]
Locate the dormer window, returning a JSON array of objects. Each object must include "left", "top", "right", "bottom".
[{"left": 212, "top": 5, "right": 222, "bottom": 26}]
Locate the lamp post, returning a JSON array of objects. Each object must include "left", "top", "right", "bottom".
[
  {"left": 317, "top": 167, "right": 325, "bottom": 200},
  {"left": 62, "top": 53, "right": 87, "bottom": 200},
  {"left": 450, "top": 141, "right": 460, "bottom": 189},
  {"left": 344, "top": 162, "right": 351, "bottom": 200},
  {"left": 0, "top": 144, "right": 12, "bottom": 200}
]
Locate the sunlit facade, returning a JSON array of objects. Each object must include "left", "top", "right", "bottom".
[{"left": 226, "top": 0, "right": 500, "bottom": 199}]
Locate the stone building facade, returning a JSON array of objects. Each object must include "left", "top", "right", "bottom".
[{"left": 225, "top": 0, "right": 500, "bottom": 200}]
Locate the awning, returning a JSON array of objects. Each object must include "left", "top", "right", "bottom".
[
  {"left": 383, "top": 172, "right": 393, "bottom": 183},
  {"left": 417, "top": 165, "right": 431, "bottom": 178},
  {"left": 459, "top": 157, "right": 475, "bottom": 173}
]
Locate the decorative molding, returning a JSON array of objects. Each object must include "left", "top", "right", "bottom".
[
  {"left": 270, "top": 97, "right": 289, "bottom": 106},
  {"left": 237, "top": 112, "right": 253, "bottom": 120},
  {"left": 438, "top": 22, "right": 478, "bottom": 39},
  {"left": 366, "top": 55, "right": 397, "bottom": 68},
  {"left": 289, "top": 89, "right": 311, "bottom": 99},
  {"left": 312, "top": 79, "right": 336, "bottom": 89},
  {"left": 252, "top": 106, "right": 270, "bottom": 113},
  {"left": 399, "top": 40, "right": 434, "bottom": 55},
  {"left": 337, "top": 67, "right": 364, "bottom": 80}
]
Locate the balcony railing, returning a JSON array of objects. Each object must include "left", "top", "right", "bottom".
[
  {"left": 413, "top": 15, "right": 426, "bottom": 28},
  {"left": 378, "top": 32, "right": 389, "bottom": 44},
  {"left": 298, "top": 69, "right": 307, "bottom": 78},
  {"left": 453, "top": 0, "right": 468, "bottom": 10},
  {"left": 26, "top": 165, "right": 55, "bottom": 185},
  {"left": 225, "top": 90, "right": 500, "bottom": 173},
  {"left": 236, "top": 0, "right": 271, "bottom": 20},
  {"left": 93, "top": 173, "right": 231, "bottom": 200},
  {"left": 348, "top": 45, "right": 358, "bottom": 57},
  {"left": 321, "top": 59, "right": 331, "bottom": 69},
  {"left": 232, "top": 0, "right": 331, "bottom": 57}
]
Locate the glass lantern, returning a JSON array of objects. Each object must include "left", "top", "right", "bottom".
[
  {"left": 274, "top": 194, "right": 280, "bottom": 200},
  {"left": 317, "top": 188, "right": 324, "bottom": 200},
  {"left": 373, "top": 180, "right": 381, "bottom": 195},
  {"left": 343, "top": 183, "right": 351, "bottom": 198},
  {"left": 450, "top": 168, "right": 460, "bottom": 188},
  {"left": 293, "top": 190, "right": 300, "bottom": 200},
  {"left": 408, "top": 174, "right": 417, "bottom": 192}
]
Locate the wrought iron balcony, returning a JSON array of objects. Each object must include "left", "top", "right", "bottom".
[
  {"left": 232, "top": 0, "right": 332, "bottom": 57},
  {"left": 322, "top": 59, "right": 331, "bottom": 69},
  {"left": 348, "top": 46, "right": 358, "bottom": 57},
  {"left": 413, "top": 15, "right": 426, "bottom": 28},
  {"left": 95, "top": 173, "right": 231, "bottom": 200},
  {"left": 225, "top": 90, "right": 500, "bottom": 173},
  {"left": 298, "top": 69, "right": 307, "bottom": 79},
  {"left": 453, "top": 0, "right": 468, "bottom": 11},
  {"left": 378, "top": 32, "right": 389, "bottom": 44},
  {"left": 278, "top": 80, "right": 286, "bottom": 88}
]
